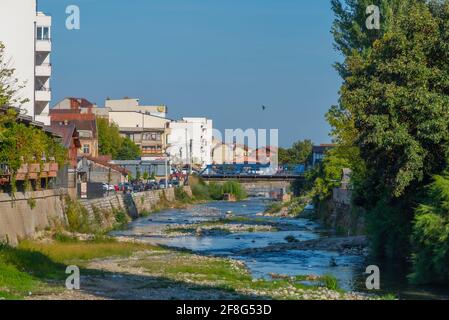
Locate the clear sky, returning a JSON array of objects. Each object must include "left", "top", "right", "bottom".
[{"left": 41, "top": 0, "right": 341, "bottom": 147}]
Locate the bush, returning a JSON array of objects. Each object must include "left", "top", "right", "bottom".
[
  {"left": 410, "top": 173, "right": 449, "bottom": 284},
  {"left": 192, "top": 184, "right": 210, "bottom": 200},
  {"left": 222, "top": 180, "right": 247, "bottom": 200},
  {"left": 64, "top": 196, "right": 91, "bottom": 234},
  {"left": 113, "top": 208, "right": 129, "bottom": 227},
  {"left": 208, "top": 182, "right": 223, "bottom": 200},
  {"left": 174, "top": 186, "right": 191, "bottom": 203}
]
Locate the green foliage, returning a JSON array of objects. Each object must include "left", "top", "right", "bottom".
[
  {"left": 222, "top": 180, "right": 247, "bottom": 201},
  {"left": 320, "top": 274, "right": 340, "bottom": 291},
  {"left": 306, "top": 149, "right": 351, "bottom": 201},
  {"left": 192, "top": 184, "right": 210, "bottom": 200},
  {"left": 189, "top": 176, "right": 246, "bottom": 201},
  {"left": 0, "top": 42, "right": 29, "bottom": 107},
  {"left": 330, "top": 0, "right": 449, "bottom": 262},
  {"left": 0, "top": 109, "right": 67, "bottom": 194},
  {"left": 265, "top": 202, "right": 284, "bottom": 214},
  {"left": 113, "top": 208, "right": 129, "bottom": 227},
  {"left": 64, "top": 196, "right": 91, "bottom": 234},
  {"left": 97, "top": 118, "right": 141, "bottom": 160},
  {"left": 117, "top": 137, "right": 141, "bottom": 160},
  {"left": 174, "top": 186, "right": 191, "bottom": 203},
  {"left": 208, "top": 182, "right": 224, "bottom": 200},
  {"left": 278, "top": 139, "right": 313, "bottom": 165},
  {"left": 410, "top": 172, "right": 449, "bottom": 284}
]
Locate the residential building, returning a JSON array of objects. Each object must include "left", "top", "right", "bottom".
[
  {"left": 77, "top": 156, "right": 128, "bottom": 185},
  {"left": 47, "top": 123, "right": 81, "bottom": 198},
  {"left": 0, "top": 0, "right": 52, "bottom": 125},
  {"left": 53, "top": 97, "right": 97, "bottom": 112},
  {"left": 105, "top": 98, "right": 168, "bottom": 118},
  {"left": 167, "top": 118, "right": 213, "bottom": 168},
  {"left": 311, "top": 144, "right": 336, "bottom": 166},
  {"left": 250, "top": 146, "right": 278, "bottom": 165},
  {"left": 211, "top": 139, "right": 254, "bottom": 165},
  {"left": 109, "top": 110, "right": 170, "bottom": 157},
  {"left": 50, "top": 109, "right": 99, "bottom": 158},
  {"left": 53, "top": 97, "right": 110, "bottom": 119},
  {"left": 47, "top": 123, "right": 81, "bottom": 169}
]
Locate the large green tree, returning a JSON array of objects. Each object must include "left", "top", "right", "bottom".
[
  {"left": 331, "top": 0, "right": 449, "bottom": 259},
  {"left": 278, "top": 139, "right": 313, "bottom": 165},
  {"left": 97, "top": 118, "right": 141, "bottom": 160}
]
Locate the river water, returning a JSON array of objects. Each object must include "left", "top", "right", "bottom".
[{"left": 112, "top": 198, "right": 449, "bottom": 300}]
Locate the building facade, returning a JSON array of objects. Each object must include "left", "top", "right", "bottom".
[
  {"left": 0, "top": 0, "right": 52, "bottom": 125},
  {"left": 50, "top": 110, "right": 99, "bottom": 158},
  {"left": 168, "top": 118, "right": 213, "bottom": 168},
  {"left": 105, "top": 98, "right": 167, "bottom": 118},
  {"left": 108, "top": 110, "right": 170, "bottom": 157}
]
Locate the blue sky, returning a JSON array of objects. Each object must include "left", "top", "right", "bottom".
[{"left": 41, "top": 0, "right": 341, "bottom": 147}]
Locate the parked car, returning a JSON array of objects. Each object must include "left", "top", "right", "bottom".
[
  {"left": 145, "top": 182, "right": 158, "bottom": 190},
  {"left": 101, "top": 183, "right": 115, "bottom": 191},
  {"left": 158, "top": 179, "right": 169, "bottom": 189},
  {"left": 170, "top": 180, "right": 180, "bottom": 187}
]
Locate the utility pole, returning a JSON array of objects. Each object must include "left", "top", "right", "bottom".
[{"left": 189, "top": 139, "right": 193, "bottom": 175}]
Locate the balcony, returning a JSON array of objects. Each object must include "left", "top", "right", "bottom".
[
  {"left": 35, "top": 87, "right": 51, "bottom": 102},
  {"left": 35, "top": 63, "right": 52, "bottom": 77},
  {"left": 36, "top": 40, "right": 52, "bottom": 52}
]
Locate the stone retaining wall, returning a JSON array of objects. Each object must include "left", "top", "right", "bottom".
[
  {"left": 0, "top": 189, "right": 68, "bottom": 246},
  {"left": 0, "top": 186, "right": 192, "bottom": 246}
]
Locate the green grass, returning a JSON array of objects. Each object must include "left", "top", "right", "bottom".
[
  {"left": 0, "top": 240, "right": 158, "bottom": 299},
  {"left": 319, "top": 274, "right": 340, "bottom": 291}
]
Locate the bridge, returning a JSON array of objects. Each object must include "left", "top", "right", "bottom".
[
  {"left": 199, "top": 164, "right": 306, "bottom": 197},
  {"left": 200, "top": 174, "right": 304, "bottom": 182}
]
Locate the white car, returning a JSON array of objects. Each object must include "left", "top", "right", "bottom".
[{"left": 102, "top": 183, "right": 115, "bottom": 191}]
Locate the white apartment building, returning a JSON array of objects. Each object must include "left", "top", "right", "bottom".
[
  {"left": 0, "top": 0, "right": 52, "bottom": 125},
  {"left": 168, "top": 118, "right": 213, "bottom": 168}
]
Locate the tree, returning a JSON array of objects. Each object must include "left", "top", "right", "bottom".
[
  {"left": 331, "top": 0, "right": 449, "bottom": 259},
  {"left": 97, "top": 118, "right": 122, "bottom": 157},
  {"left": 411, "top": 171, "right": 449, "bottom": 284},
  {"left": 116, "top": 137, "right": 141, "bottom": 160},
  {"left": 278, "top": 140, "right": 313, "bottom": 164},
  {"left": 97, "top": 118, "right": 141, "bottom": 160},
  {"left": 0, "top": 42, "right": 29, "bottom": 108}
]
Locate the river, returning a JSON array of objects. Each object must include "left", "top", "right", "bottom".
[{"left": 112, "top": 198, "right": 449, "bottom": 300}]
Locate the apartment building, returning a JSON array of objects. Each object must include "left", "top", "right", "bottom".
[
  {"left": 108, "top": 110, "right": 170, "bottom": 157},
  {"left": 168, "top": 118, "right": 213, "bottom": 168},
  {"left": 0, "top": 0, "right": 52, "bottom": 125}
]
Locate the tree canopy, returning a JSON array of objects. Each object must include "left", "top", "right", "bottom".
[
  {"left": 97, "top": 118, "right": 141, "bottom": 160},
  {"left": 278, "top": 139, "right": 313, "bottom": 165},
  {"left": 329, "top": 0, "right": 449, "bottom": 271}
]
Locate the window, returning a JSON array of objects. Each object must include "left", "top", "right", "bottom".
[
  {"left": 37, "top": 27, "right": 50, "bottom": 40},
  {"left": 142, "top": 146, "right": 162, "bottom": 154},
  {"left": 82, "top": 144, "right": 90, "bottom": 154}
]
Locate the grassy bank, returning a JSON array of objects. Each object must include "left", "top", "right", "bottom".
[
  {"left": 189, "top": 176, "right": 247, "bottom": 201},
  {"left": 0, "top": 236, "right": 376, "bottom": 300},
  {"left": 0, "top": 238, "right": 156, "bottom": 299}
]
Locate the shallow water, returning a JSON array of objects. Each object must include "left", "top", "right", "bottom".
[{"left": 112, "top": 198, "right": 449, "bottom": 299}]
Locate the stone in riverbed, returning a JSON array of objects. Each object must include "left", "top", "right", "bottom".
[{"left": 195, "top": 227, "right": 204, "bottom": 237}]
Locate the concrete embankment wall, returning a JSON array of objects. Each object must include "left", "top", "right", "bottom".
[
  {"left": 0, "top": 189, "right": 68, "bottom": 246},
  {"left": 315, "top": 188, "right": 365, "bottom": 236},
  {"left": 0, "top": 187, "right": 192, "bottom": 246}
]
